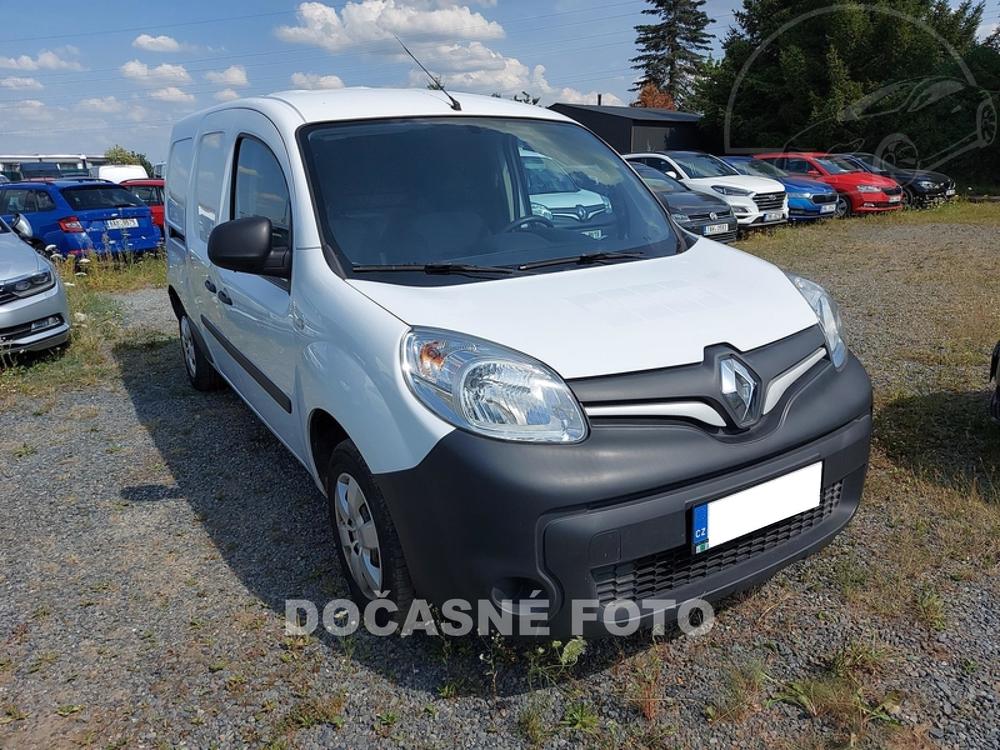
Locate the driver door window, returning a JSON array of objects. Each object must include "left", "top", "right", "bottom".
[{"left": 232, "top": 137, "right": 292, "bottom": 255}]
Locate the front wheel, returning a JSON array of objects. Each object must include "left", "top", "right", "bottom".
[
  {"left": 179, "top": 313, "right": 223, "bottom": 391},
  {"left": 834, "top": 195, "right": 851, "bottom": 219},
  {"left": 326, "top": 441, "right": 415, "bottom": 624}
]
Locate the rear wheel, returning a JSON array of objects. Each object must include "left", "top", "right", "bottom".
[
  {"left": 179, "top": 313, "right": 223, "bottom": 391},
  {"left": 326, "top": 441, "right": 414, "bottom": 624}
]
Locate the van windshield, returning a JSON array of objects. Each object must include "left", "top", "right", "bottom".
[{"left": 300, "top": 118, "right": 679, "bottom": 283}]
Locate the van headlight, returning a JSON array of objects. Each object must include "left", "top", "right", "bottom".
[
  {"left": 787, "top": 274, "right": 847, "bottom": 367},
  {"left": 402, "top": 328, "right": 588, "bottom": 443}
]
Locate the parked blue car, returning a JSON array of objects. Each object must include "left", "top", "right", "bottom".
[
  {"left": 0, "top": 179, "right": 161, "bottom": 257},
  {"left": 722, "top": 156, "right": 840, "bottom": 221}
]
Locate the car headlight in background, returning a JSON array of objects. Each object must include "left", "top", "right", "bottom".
[
  {"left": 402, "top": 328, "right": 588, "bottom": 443},
  {"left": 916, "top": 180, "right": 937, "bottom": 190},
  {"left": 600, "top": 195, "right": 613, "bottom": 214},
  {"left": 786, "top": 274, "right": 847, "bottom": 368},
  {"left": 671, "top": 212, "right": 690, "bottom": 223},
  {"left": 788, "top": 191, "right": 812, "bottom": 199},
  {"left": 711, "top": 185, "right": 752, "bottom": 197},
  {"left": 530, "top": 202, "right": 554, "bottom": 221},
  {"left": 0, "top": 270, "right": 55, "bottom": 302},
  {"left": 856, "top": 184, "right": 880, "bottom": 193}
]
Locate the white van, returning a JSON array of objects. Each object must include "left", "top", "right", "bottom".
[
  {"left": 92, "top": 164, "right": 149, "bottom": 184},
  {"left": 165, "top": 89, "right": 872, "bottom": 636}
]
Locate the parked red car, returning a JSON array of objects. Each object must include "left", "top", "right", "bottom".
[
  {"left": 754, "top": 152, "right": 903, "bottom": 217},
  {"left": 122, "top": 178, "right": 164, "bottom": 232}
]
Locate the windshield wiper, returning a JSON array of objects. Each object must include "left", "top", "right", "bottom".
[
  {"left": 351, "top": 262, "right": 523, "bottom": 276},
  {"left": 516, "top": 251, "right": 646, "bottom": 271}
]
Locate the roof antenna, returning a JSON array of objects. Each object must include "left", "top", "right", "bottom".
[{"left": 394, "top": 34, "right": 461, "bottom": 111}]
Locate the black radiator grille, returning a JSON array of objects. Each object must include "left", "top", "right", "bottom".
[{"left": 593, "top": 481, "right": 843, "bottom": 605}]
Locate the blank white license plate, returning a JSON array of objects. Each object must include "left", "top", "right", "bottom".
[
  {"left": 945, "top": 189, "right": 955, "bottom": 196},
  {"left": 105, "top": 218, "right": 139, "bottom": 229},
  {"left": 704, "top": 223, "right": 730, "bottom": 236},
  {"left": 691, "top": 463, "right": 823, "bottom": 553},
  {"left": 888, "top": 196, "right": 901, "bottom": 203},
  {"left": 764, "top": 211, "right": 783, "bottom": 222},
  {"left": 820, "top": 203, "right": 836, "bottom": 214}
]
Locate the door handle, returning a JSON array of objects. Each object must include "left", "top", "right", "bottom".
[
  {"left": 204, "top": 279, "right": 217, "bottom": 294},
  {"left": 217, "top": 290, "right": 233, "bottom": 306}
]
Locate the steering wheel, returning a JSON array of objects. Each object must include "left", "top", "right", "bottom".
[{"left": 503, "top": 214, "right": 554, "bottom": 232}]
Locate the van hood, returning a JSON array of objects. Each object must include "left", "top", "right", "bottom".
[{"left": 348, "top": 240, "right": 820, "bottom": 379}]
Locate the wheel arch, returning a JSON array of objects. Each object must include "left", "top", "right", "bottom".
[
  {"left": 167, "top": 285, "right": 184, "bottom": 320},
  {"left": 308, "top": 408, "right": 349, "bottom": 493}
]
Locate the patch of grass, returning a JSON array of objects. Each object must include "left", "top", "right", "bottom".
[
  {"left": 55, "top": 704, "right": 84, "bottom": 717},
  {"left": 0, "top": 255, "right": 169, "bottom": 407},
  {"left": 769, "top": 675, "right": 900, "bottom": 736},
  {"left": 560, "top": 701, "right": 599, "bottom": 734},
  {"left": 277, "top": 694, "right": 346, "bottom": 732},
  {"left": 914, "top": 586, "right": 946, "bottom": 630},
  {"left": 0, "top": 704, "right": 27, "bottom": 725},
  {"left": 829, "top": 640, "right": 891, "bottom": 680},
  {"left": 12, "top": 442, "right": 37, "bottom": 458},
  {"left": 705, "top": 660, "right": 767, "bottom": 723},
  {"left": 517, "top": 696, "right": 552, "bottom": 748}
]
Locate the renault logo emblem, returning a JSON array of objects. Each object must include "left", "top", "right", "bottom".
[
  {"left": 720, "top": 358, "right": 760, "bottom": 425},
  {"left": 575, "top": 205, "right": 588, "bottom": 221}
]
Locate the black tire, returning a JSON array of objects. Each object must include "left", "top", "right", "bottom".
[
  {"left": 834, "top": 195, "right": 851, "bottom": 219},
  {"left": 326, "top": 440, "right": 415, "bottom": 624},
  {"left": 179, "top": 313, "right": 223, "bottom": 391}
]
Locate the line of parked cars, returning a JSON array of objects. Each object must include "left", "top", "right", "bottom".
[{"left": 619, "top": 148, "right": 955, "bottom": 243}]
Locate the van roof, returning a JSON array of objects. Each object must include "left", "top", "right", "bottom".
[{"left": 171, "top": 87, "right": 571, "bottom": 139}]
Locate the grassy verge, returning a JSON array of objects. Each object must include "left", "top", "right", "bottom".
[{"left": 0, "top": 254, "right": 169, "bottom": 406}]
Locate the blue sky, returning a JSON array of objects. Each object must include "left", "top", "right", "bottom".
[{"left": 0, "top": 0, "right": 993, "bottom": 161}]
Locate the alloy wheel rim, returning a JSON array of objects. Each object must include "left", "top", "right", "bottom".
[
  {"left": 180, "top": 317, "right": 197, "bottom": 377},
  {"left": 334, "top": 472, "right": 383, "bottom": 599}
]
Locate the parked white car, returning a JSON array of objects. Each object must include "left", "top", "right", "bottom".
[
  {"left": 625, "top": 151, "right": 788, "bottom": 227},
  {"left": 0, "top": 215, "right": 70, "bottom": 354},
  {"left": 91, "top": 164, "right": 149, "bottom": 184},
  {"left": 165, "top": 89, "right": 871, "bottom": 636},
  {"left": 520, "top": 150, "right": 612, "bottom": 237}
]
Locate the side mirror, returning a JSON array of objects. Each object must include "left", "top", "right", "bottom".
[
  {"left": 10, "top": 212, "right": 33, "bottom": 239},
  {"left": 208, "top": 216, "right": 290, "bottom": 278}
]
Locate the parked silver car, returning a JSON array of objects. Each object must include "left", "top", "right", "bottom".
[{"left": 1, "top": 215, "right": 70, "bottom": 355}]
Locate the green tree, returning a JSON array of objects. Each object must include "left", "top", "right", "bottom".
[
  {"left": 104, "top": 145, "right": 153, "bottom": 177},
  {"left": 631, "top": 0, "right": 714, "bottom": 108}
]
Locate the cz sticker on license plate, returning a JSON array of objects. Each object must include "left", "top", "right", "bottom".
[{"left": 691, "top": 463, "right": 823, "bottom": 553}]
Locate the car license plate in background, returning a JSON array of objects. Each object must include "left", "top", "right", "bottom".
[
  {"left": 946, "top": 188, "right": 956, "bottom": 196},
  {"left": 764, "top": 211, "right": 783, "bottom": 222},
  {"left": 691, "top": 463, "right": 823, "bottom": 553},
  {"left": 820, "top": 204, "right": 835, "bottom": 214},
  {"left": 704, "top": 223, "right": 729, "bottom": 236},
  {"left": 888, "top": 196, "right": 901, "bottom": 203},
  {"left": 106, "top": 218, "right": 139, "bottom": 230}
]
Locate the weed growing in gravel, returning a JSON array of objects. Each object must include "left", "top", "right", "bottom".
[
  {"left": 277, "top": 694, "right": 346, "bottom": 733},
  {"left": 12, "top": 442, "right": 36, "bottom": 458},
  {"left": 0, "top": 704, "right": 26, "bottom": 725},
  {"left": 55, "top": 704, "right": 83, "bottom": 717},
  {"left": 914, "top": 586, "right": 946, "bottom": 630},
  {"left": 517, "top": 695, "right": 553, "bottom": 748},
  {"left": 705, "top": 660, "right": 768, "bottom": 723},
  {"left": 524, "top": 636, "right": 587, "bottom": 689},
  {"left": 560, "top": 701, "right": 600, "bottom": 734}
]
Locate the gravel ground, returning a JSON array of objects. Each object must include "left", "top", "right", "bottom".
[{"left": 1, "top": 213, "right": 998, "bottom": 749}]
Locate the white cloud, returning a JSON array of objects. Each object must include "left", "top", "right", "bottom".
[
  {"left": 150, "top": 86, "right": 195, "bottom": 103},
  {"left": 133, "top": 34, "right": 182, "bottom": 52},
  {"left": 276, "top": 0, "right": 503, "bottom": 52},
  {"left": 214, "top": 88, "right": 241, "bottom": 101},
  {"left": 407, "top": 44, "right": 623, "bottom": 106},
  {"left": 290, "top": 71, "right": 345, "bottom": 89},
  {"left": 10, "top": 99, "right": 56, "bottom": 121},
  {"left": 78, "top": 96, "right": 125, "bottom": 113},
  {"left": 205, "top": 64, "right": 248, "bottom": 87},
  {"left": 121, "top": 59, "right": 191, "bottom": 86},
  {"left": 0, "top": 76, "right": 43, "bottom": 90},
  {"left": 0, "top": 49, "right": 83, "bottom": 71}
]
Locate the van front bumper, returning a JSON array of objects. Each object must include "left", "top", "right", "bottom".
[{"left": 378, "top": 351, "right": 873, "bottom": 636}]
